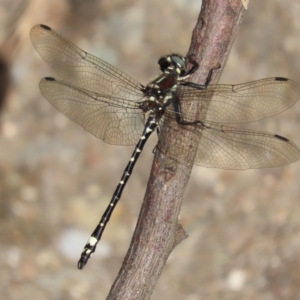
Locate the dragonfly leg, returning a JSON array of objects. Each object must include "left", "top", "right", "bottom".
[{"left": 180, "top": 64, "right": 221, "bottom": 89}]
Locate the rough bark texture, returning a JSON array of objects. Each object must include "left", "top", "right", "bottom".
[{"left": 107, "top": 1, "right": 245, "bottom": 299}]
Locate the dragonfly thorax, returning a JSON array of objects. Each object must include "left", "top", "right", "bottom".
[{"left": 141, "top": 72, "right": 179, "bottom": 114}]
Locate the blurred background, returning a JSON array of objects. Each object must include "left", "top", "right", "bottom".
[{"left": 0, "top": 0, "right": 300, "bottom": 299}]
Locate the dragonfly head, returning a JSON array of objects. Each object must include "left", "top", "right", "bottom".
[{"left": 158, "top": 54, "right": 187, "bottom": 77}]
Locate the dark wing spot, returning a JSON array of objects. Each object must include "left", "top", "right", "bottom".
[
  {"left": 275, "top": 77, "right": 288, "bottom": 82},
  {"left": 274, "top": 134, "right": 289, "bottom": 142},
  {"left": 40, "top": 24, "right": 51, "bottom": 31},
  {"left": 44, "top": 77, "right": 56, "bottom": 81}
]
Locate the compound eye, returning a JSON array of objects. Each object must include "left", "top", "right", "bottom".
[
  {"left": 170, "top": 55, "right": 186, "bottom": 75},
  {"left": 171, "top": 56, "right": 184, "bottom": 66}
]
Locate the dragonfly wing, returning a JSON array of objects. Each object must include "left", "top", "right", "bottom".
[
  {"left": 40, "top": 78, "right": 145, "bottom": 145},
  {"left": 194, "top": 124, "right": 300, "bottom": 169},
  {"left": 178, "top": 78, "right": 300, "bottom": 124},
  {"left": 31, "top": 24, "right": 144, "bottom": 101},
  {"left": 158, "top": 116, "right": 300, "bottom": 170}
]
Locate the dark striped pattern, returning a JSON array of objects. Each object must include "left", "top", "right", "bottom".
[{"left": 77, "top": 117, "right": 158, "bottom": 269}]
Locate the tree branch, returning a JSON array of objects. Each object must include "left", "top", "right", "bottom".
[{"left": 107, "top": 1, "right": 245, "bottom": 299}]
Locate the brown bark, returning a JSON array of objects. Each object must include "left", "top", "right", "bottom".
[{"left": 107, "top": 1, "right": 245, "bottom": 299}]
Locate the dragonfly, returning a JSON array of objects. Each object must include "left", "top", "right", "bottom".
[{"left": 30, "top": 24, "right": 300, "bottom": 269}]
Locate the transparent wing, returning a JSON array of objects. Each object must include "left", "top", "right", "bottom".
[
  {"left": 31, "top": 24, "right": 300, "bottom": 168},
  {"left": 30, "top": 24, "right": 144, "bottom": 101},
  {"left": 40, "top": 78, "right": 145, "bottom": 145},
  {"left": 158, "top": 116, "right": 300, "bottom": 170},
  {"left": 178, "top": 78, "right": 300, "bottom": 123},
  {"left": 195, "top": 124, "right": 300, "bottom": 169}
]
